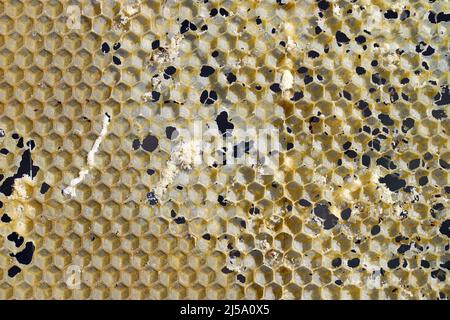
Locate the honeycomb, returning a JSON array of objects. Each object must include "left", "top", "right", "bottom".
[{"left": 0, "top": 0, "right": 449, "bottom": 300}]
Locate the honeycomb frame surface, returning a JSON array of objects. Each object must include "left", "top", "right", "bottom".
[{"left": 0, "top": 0, "right": 449, "bottom": 300}]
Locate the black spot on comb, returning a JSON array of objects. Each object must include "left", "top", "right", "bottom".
[
  {"left": 307, "top": 50, "right": 320, "bottom": 59},
  {"left": 13, "top": 241, "right": 35, "bottom": 265},
  {"left": 165, "top": 126, "right": 178, "bottom": 140},
  {"left": 8, "top": 266, "right": 21, "bottom": 278},
  {"left": 40, "top": 182, "right": 50, "bottom": 194},
  {"left": 7, "top": 232, "right": 24, "bottom": 248},
  {"left": 432, "top": 109, "right": 447, "bottom": 120},
  {"left": 317, "top": 0, "right": 330, "bottom": 10},
  {"left": 101, "top": 42, "right": 110, "bottom": 54},
  {"left": 428, "top": 11, "right": 450, "bottom": 24},
  {"left": 226, "top": 72, "right": 237, "bottom": 84},
  {"left": 379, "top": 174, "right": 406, "bottom": 192},
  {"left": 200, "top": 90, "right": 218, "bottom": 104},
  {"left": 434, "top": 86, "right": 450, "bottom": 106},
  {"left": 0, "top": 148, "right": 39, "bottom": 197},
  {"left": 336, "top": 31, "right": 350, "bottom": 44},
  {"left": 146, "top": 191, "right": 158, "bottom": 205},
  {"left": 439, "top": 219, "right": 450, "bottom": 238},
  {"left": 215, "top": 111, "right": 234, "bottom": 137},
  {"left": 384, "top": 10, "right": 398, "bottom": 19},
  {"left": 112, "top": 56, "right": 121, "bottom": 65},
  {"left": 1, "top": 213, "right": 11, "bottom": 223},
  {"left": 151, "top": 40, "right": 160, "bottom": 50},
  {"left": 200, "top": 65, "right": 215, "bottom": 77},
  {"left": 141, "top": 134, "right": 159, "bottom": 153}
]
